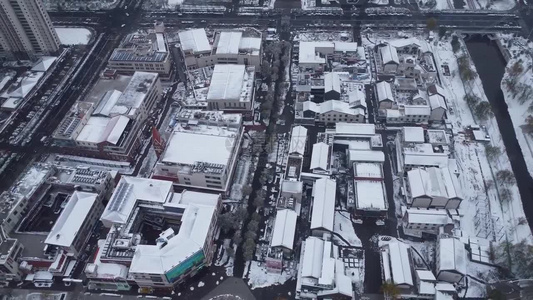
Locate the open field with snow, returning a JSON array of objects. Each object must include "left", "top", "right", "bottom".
[{"left": 54, "top": 27, "right": 92, "bottom": 45}]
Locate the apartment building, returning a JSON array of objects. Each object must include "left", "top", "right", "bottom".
[
  {"left": 0, "top": 0, "right": 60, "bottom": 59},
  {"left": 52, "top": 72, "right": 162, "bottom": 161}
]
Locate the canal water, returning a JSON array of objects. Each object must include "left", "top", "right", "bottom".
[{"left": 465, "top": 35, "right": 533, "bottom": 232}]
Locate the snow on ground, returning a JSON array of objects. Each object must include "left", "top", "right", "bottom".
[
  {"left": 404, "top": 240, "right": 436, "bottom": 268},
  {"left": 333, "top": 211, "right": 362, "bottom": 247},
  {"left": 418, "top": 0, "right": 452, "bottom": 9},
  {"left": 498, "top": 35, "right": 533, "bottom": 178},
  {"left": 54, "top": 27, "right": 92, "bottom": 45},
  {"left": 215, "top": 239, "right": 235, "bottom": 277},
  {"left": 168, "top": 0, "right": 184, "bottom": 6},
  {"left": 138, "top": 147, "right": 157, "bottom": 178},
  {"left": 431, "top": 37, "right": 532, "bottom": 244},
  {"left": 295, "top": 31, "right": 353, "bottom": 43},
  {"left": 474, "top": 0, "right": 515, "bottom": 10},
  {"left": 245, "top": 260, "right": 293, "bottom": 289}
]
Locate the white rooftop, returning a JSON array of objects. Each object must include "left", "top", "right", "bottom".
[
  {"left": 353, "top": 162, "right": 382, "bottom": 178},
  {"left": 310, "top": 178, "right": 336, "bottom": 232},
  {"left": 75, "top": 115, "right": 130, "bottom": 145},
  {"left": 405, "top": 209, "right": 452, "bottom": 225},
  {"left": 281, "top": 180, "right": 303, "bottom": 194},
  {"left": 416, "top": 269, "right": 436, "bottom": 281},
  {"left": 289, "top": 126, "right": 308, "bottom": 155},
  {"left": 407, "top": 167, "right": 462, "bottom": 200},
  {"left": 376, "top": 81, "right": 394, "bottom": 103},
  {"left": 161, "top": 126, "right": 238, "bottom": 166},
  {"left": 310, "top": 142, "right": 330, "bottom": 171},
  {"left": 207, "top": 64, "right": 250, "bottom": 102},
  {"left": 387, "top": 242, "right": 413, "bottom": 286},
  {"left": 271, "top": 209, "right": 297, "bottom": 250},
  {"left": 100, "top": 177, "right": 173, "bottom": 225},
  {"left": 215, "top": 31, "right": 242, "bottom": 55},
  {"left": 332, "top": 123, "right": 376, "bottom": 136},
  {"left": 380, "top": 44, "right": 399, "bottom": 64},
  {"left": 305, "top": 100, "right": 365, "bottom": 116},
  {"left": 403, "top": 127, "right": 425, "bottom": 143},
  {"left": 129, "top": 192, "right": 219, "bottom": 275},
  {"left": 45, "top": 191, "right": 98, "bottom": 247},
  {"left": 348, "top": 150, "right": 385, "bottom": 163},
  {"left": 301, "top": 236, "right": 325, "bottom": 279},
  {"left": 438, "top": 238, "right": 467, "bottom": 276},
  {"left": 355, "top": 180, "right": 386, "bottom": 210},
  {"left": 404, "top": 153, "right": 449, "bottom": 168},
  {"left": 324, "top": 73, "right": 341, "bottom": 94},
  {"left": 298, "top": 41, "right": 332, "bottom": 65},
  {"left": 178, "top": 28, "right": 211, "bottom": 53}
]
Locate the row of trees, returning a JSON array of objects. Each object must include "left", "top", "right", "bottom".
[{"left": 464, "top": 94, "right": 493, "bottom": 121}]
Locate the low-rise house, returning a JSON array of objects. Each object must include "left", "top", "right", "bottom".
[
  {"left": 407, "top": 167, "right": 463, "bottom": 209},
  {"left": 402, "top": 208, "right": 455, "bottom": 237},
  {"left": 310, "top": 178, "right": 336, "bottom": 237},
  {"left": 380, "top": 242, "right": 415, "bottom": 290},
  {"left": 436, "top": 237, "right": 467, "bottom": 283},
  {"left": 296, "top": 237, "right": 353, "bottom": 300}
]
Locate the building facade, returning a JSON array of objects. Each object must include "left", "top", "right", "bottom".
[{"left": 0, "top": 0, "right": 60, "bottom": 59}]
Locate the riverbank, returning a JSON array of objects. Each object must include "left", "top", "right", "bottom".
[
  {"left": 497, "top": 33, "right": 533, "bottom": 179},
  {"left": 463, "top": 35, "right": 533, "bottom": 243},
  {"left": 429, "top": 35, "right": 532, "bottom": 244}
]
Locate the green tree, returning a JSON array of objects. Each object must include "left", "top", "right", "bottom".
[
  {"left": 487, "top": 288, "right": 506, "bottom": 300},
  {"left": 499, "top": 188, "right": 512, "bottom": 203},
  {"left": 464, "top": 94, "right": 480, "bottom": 108},
  {"left": 243, "top": 238, "right": 256, "bottom": 261},
  {"left": 451, "top": 36, "right": 460, "bottom": 53},
  {"left": 496, "top": 169, "right": 516, "bottom": 185},
  {"left": 485, "top": 145, "right": 501, "bottom": 162},
  {"left": 426, "top": 17, "right": 438, "bottom": 30},
  {"left": 474, "top": 101, "right": 493, "bottom": 121},
  {"left": 381, "top": 281, "right": 400, "bottom": 300},
  {"left": 241, "top": 185, "right": 253, "bottom": 198}
]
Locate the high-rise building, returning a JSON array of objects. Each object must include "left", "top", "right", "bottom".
[{"left": 0, "top": 0, "right": 61, "bottom": 59}]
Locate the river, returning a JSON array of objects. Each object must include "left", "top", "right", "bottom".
[{"left": 465, "top": 35, "right": 533, "bottom": 234}]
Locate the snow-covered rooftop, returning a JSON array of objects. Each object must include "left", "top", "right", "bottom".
[
  {"left": 100, "top": 177, "right": 173, "bottom": 225},
  {"left": 353, "top": 162, "right": 382, "bottom": 178},
  {"left": 281, "top": 180, "right": 303, "bottom": 194},
  {"left": 407, "top": 167, "right": 462, "bottom": 201},
  {"left": 129, "top": 191, "right": 219, "bottom": 276},
  {"left": 348, "top": 150, "right": 385, "bottom": 163},
  {"left": 310, "top": 178, "right": 336, "bottom": 232},
  {"left": 85, "top": 239, "right": 129, "bottom": 280},
  {"left": 76, "top": 115, "right": 130, "bottom": 145},
  {"left": 271, "top": 209, "right": 297, "bottom": 250},
  {"left": 438, "top": 238, "right": 467, "bottom": 276},
  {"left": 405, "top": 209, "right": 452, "bottom": 225},
  {"left": 429, "top": 94, "right": 447, "bottom": 110},
  {"left": 331, "top": 123, "right": 376, "bottom": 137},
  {"left": 304, "top": 100, "right": 365, "bottom": 116},
  {"left": 403, "top": 127, "right": 425, "bottom": 143},
  {"left": 298, "top": 41, "right": 332, "bottom": 65},
  {"left": 310, "top": 142, "right": 330, "bottom": 171},
  {"left": 45, "top": 191, "right": 98, "bottom": 247},
  {"left": 301, "top": 236, "right": 325, "bottom": 279},
  {"left": 207, "top": 64, "right": 254, "bottom": 102},
  {"left": 178, "top": 28, "right": 211, "bottom": 53},
  {"left": 376, "top": 81, "right": 394, "bottom": 103},
  {"left": 386, "top": 242, "right": 414, "bottom": 286},
  {"left": 116, "top": 72, "right": 158, "bottom": 111},
  {"left": 416, "top": 269, "right": 436, "bottom": 282},
  {"left": 404, "top": 153, "right": 449, "bottom": 168},
  {"left": 289, "top": 126, "right": 308, "bottom": 156},
  {"left": 31, "top": 56, "right": 57, "bottom": 72},
  {"left": 354, "top": 180, "right": 387, "bottom": 211},
  {"left": 324, "top": 73, "right": 341, "bottom": 94},
  {"left": 379, "top": 44, "right": 399, "bottom": 64}
]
